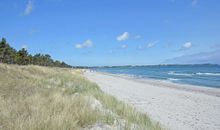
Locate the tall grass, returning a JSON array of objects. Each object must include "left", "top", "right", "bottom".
[{"left": 0, "top": 64, "right": 162, "bottom": 130}]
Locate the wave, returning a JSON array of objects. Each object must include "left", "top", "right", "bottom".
[
  {"left": 167, "top": 78, "right": 180, "bottom": 81},
  {"left": 168, "top": 71, "right": 220, "bottom": 76},
  {"left": 196, "top": 72, "right": 220, "bottom": 76},
  {"left": 168, "top": 71, "right": 193, "bottom": 76}
]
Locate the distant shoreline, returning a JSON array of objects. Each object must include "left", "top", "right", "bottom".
[
  {"left": 89, "top": 63, "right": 220, "bottom": 68},
  {"left": 95, "top": 71, "right": 220, "bottom": 97}
]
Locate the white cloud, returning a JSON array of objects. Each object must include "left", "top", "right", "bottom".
[
  {"left": 147, "top": 43, "right": 155, "bottom": 48},
  {"left": 134, "top": 35, "right": 141, "bottom": 39},
  {"left": 191, "top": 0, "right": 198, "bottom": 6},
  {"left": 75, "top": 44, "right": 83, "bottom": 49},
  {"left": 24, "top": 0, "right": 33, "bottom": 15},
  {"left": 117, "top": 32, "right": 129, "bottom": 41},
  {"left": 121, "top": 44, "right": 128, "bottom": 49},
  {"left": 137, "top": 45, "right": 143, "bottom": 50},
  {"left": 183, "top": 42, "right": 192, "bottom": 49},
  {"left": 137, "top": 40, "right": 158, "bottom": 50},
  {"left": 147, "top": 41, "right": 158, "bottom": 48},
  {"left": 21, "top": 45, "right": 28, "bottom": 49},
  {"left": 75, "top": 39, "right": 93, "bottom": 49}
]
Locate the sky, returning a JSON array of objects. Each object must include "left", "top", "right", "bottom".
[{"left": 0, "top": 0, "right": 220, "bottom": 66}]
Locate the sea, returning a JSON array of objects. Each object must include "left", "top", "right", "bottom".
[{"left": 94, "top": 64, "right": 220, "bottom": 88}]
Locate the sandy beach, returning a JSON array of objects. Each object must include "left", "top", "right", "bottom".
[{"left": 84, "top": 71, "right": 220, "bottom": 130}]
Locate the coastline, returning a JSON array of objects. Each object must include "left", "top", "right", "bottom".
[
  {"left": 98, "top": 71, "right": 220, "bottom": 97},
  {"left": 84, "top": 71, "right": 220, "bottom": 130}
]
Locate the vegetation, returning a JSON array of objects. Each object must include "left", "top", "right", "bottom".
[
  {"left": 0, "top": 64, "right": 162, "bottom": 130},
  {"left": 0, "top": 38, "right": 71, "bottom": 68}
]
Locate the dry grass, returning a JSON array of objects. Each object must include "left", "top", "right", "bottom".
[{"left": 0, "top": 64, "right": 162, "bottom": 130}]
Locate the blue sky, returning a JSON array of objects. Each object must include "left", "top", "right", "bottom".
[{"left": 0, "top": 0, "right": 220, "bottom": 66}]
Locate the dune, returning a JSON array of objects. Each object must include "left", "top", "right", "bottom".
[{"left": 84, "top": 71, "right": 220, "bottom": 130}]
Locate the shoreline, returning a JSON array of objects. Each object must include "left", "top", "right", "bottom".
[
  {"left": 97, "top": 71, "right": 220, "bottom": 97},
  {"left": 84, "top": 71, "right": 220, "bottom": 130}
]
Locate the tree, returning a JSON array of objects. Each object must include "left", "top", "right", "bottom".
[
  {"left": 44, "top": 54, "right": 53, "bottom": 66},
  {"left": 0, "top": 38, "right": 7, "bottom": 62},
  {"left": 0, "top": 37, "right": 72, "bottom": 68},
  {"left": 33, "top": 53, "right": 41, "bottom": 65},
  {"left": 0, "top": 38, "right": 17, "bottom": 64},
  {"left": 16, "top": 48, "right": 29, "bottom": 65},
  {"left": 28, "top": 54, "right": 33, "bottom": 64}
]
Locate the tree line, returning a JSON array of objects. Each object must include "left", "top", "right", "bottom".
[{"left": 0, "top": 38, "right": 72, "bottom": 68}]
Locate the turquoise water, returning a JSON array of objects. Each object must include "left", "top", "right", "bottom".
[{"left": 94, "top": 64, "right": 220, "bottom": 88}]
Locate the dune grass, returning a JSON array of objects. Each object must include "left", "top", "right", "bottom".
[{"left": 0, "top": 64, "right": 162, "bottom": 130}]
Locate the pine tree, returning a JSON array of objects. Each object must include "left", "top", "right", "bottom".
[
  {"left": 16, "top": 48, "right": 29, "bottom": 65},
  {"left": 0, "top": 38, "right": 17, "bottom": 64},
  {"left": 0, "top": 37, "right": 72, "bottom": 68}
]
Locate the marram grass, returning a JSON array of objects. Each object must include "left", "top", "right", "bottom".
[{"left": 0, "top": 64, "right": 162, "bottom": 130}]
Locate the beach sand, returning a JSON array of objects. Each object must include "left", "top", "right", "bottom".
[{"left": 84, "top": 71, "right": 220, "bottom": 130}]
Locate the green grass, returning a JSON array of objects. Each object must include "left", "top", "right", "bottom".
[{"left": 0, "top": 63, "right": 162, "bottom": 130}]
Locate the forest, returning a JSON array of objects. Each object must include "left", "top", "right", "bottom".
[{"left": 0, "top": 38, "right": 72, "bottom": 68}]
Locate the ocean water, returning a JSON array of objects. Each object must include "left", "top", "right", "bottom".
[{"left": 94, "top": 64, "right": 220, "bottom": 88}]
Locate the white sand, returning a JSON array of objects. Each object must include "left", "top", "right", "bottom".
[{"left": 84, "top": 71, "right": 220, "bottom": 130}]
